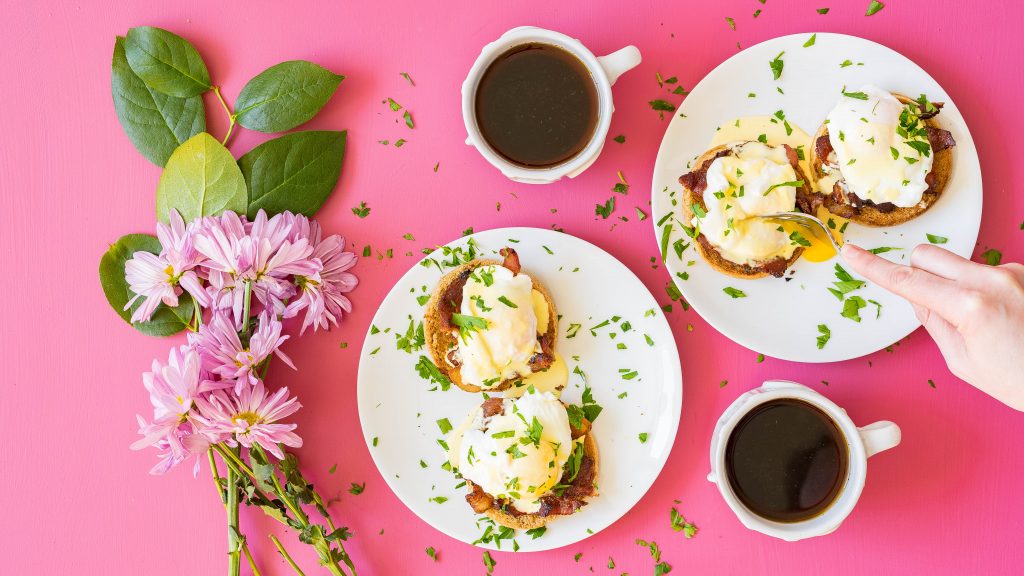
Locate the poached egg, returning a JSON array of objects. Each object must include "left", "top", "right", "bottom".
[
  {"left": 823, "top": 84, "right": 933, "bottom": 207},
  {"left": 697, "top": 141, "right": 802, "bottom": 266},
  {"left": 447, "top": 389, "right": 574, "bottom": 513},
  {"left": 456, "top": 265, "right": 550, "bottom": 388}
]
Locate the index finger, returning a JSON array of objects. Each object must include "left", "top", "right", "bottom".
[{"left": 841, "top": 244, "right": 966, "bottom": 325}]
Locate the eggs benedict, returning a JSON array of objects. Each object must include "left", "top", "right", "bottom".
[
  {"left": 806, "top": 85, "right": 956, "bottom": 226},
  {"left": 424, "top": 247, "right": 558, "bottom": 393},
  {"left": 679, "top": 141, "right": 814, "bottom": 278},
  {"left": 447, "top": 387, "right": 599, "bottom": 529}
]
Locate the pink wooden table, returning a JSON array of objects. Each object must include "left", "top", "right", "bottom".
[{"left": 2, "top": 1, "right": 1022, "bottom": 574}]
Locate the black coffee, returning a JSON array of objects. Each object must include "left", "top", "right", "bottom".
[
  {"left": 474, "top": 43, "right": 598, "bottom": 168},
  {"left": 724, "top": 398, "right": 848, "bottom": 523}
]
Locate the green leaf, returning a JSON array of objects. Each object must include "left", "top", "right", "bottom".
[
  {"left": 238, "top": 130, "right": 346, "bottom": 218},
  {"left": 112, "top": 37, "right": 205, "bottom": 166},
  {"left": 926, "top": 233, "right": 948, "bottom": 244},
  {"left": 866, "top": 1, "right": 885, "bottom": 16},
  {"left": 98, "top": 234, "right": 194, "bottom": 336},
  {"left": 156, "top": 132, "right": 247, "bottom": 223},
  {"left": 124, "top": 26, "right": 211, "bottom": 97},
  {"left": 235, "top": 61, "right": 344, "bottom": 133}
]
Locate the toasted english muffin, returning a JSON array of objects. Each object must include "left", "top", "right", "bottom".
[
  {"left": 679, "top": 143, "right": 812, "bottom": 279},
  {"left": 423, "top": 248, "right": 558, "bottom": 393},
  {"left": 807, "top": 93, "right": 955, "bottom": 226}
]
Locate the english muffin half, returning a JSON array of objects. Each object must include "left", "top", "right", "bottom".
[
  {"left": 679, "top": 141, "right": 814, "bottom": 279},
  {"left": 423, "top": 247, "right": 558, "bottom": 393},
  {"left": 805, "top": 87, "right": 956, "bottom": 226}
]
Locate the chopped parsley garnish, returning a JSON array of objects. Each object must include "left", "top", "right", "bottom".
[
  {"left": 803, "top": 33, "right": 817, "bottom": 48},
  {"left": 394, "top": 138, "right": 406, "bottom": 147},
  {"left": 725, "top": 17, "right": 736, "bottom": 30},
  {"left": 491, "top": 430, "right": 515, "bottom": 439},
  {"left": 817, "top": 7, "right": 830, "bottom": 14},
  {"left": 926, "top": 233, "right": 948, "bottom": 244},
  {"left": 789, "top": 230, "right": 812, "bottom": 247},
  {"left": 842, "top": 295, "right": 867, "bottom": 322},
  {"left": 816, "top": 324, "right": 831, "bottom": 349},
  {"left": 769, "top": 51, "right": 785, "bottom": 80},
  {"left": 690, "top": 202, "right": 707, "bottom": 218},
  {"left": 636, "top": 207, "right": 649, "bottom": 221},
  {"left": 566, "top": 323, "right": 581, "bottom": 338},
  {"left": 613, "top": 134, "right": 626, "bottom": 144},
  {"left": 415, "top": 355, "right": 452, "bottom": 391},
  {"left": 981, "top": 249, "right": 1002, "bottom": 265},
  {"left": 497, "top": 295, "right": 518, "bottom": 308},
  {"left": 425, "top": 546, "right": 437, "bottom": 560},
  {"left": 349, "top": 482, "right": 365, "bottom": 495},
  {"left": 867, "top": 246, "right": 900, "bottom": 254},
  {"left": 436, "top": 418, "right": 452, "bottom": 434},
  {"left": 595, "top": 196, "right": 616, "bottom": 218},
  {"left": 400, "top": 71, "right": 415, "bottom": 86},
  {"left": 482, "top": 551, "right": 495, "bottom": 573},
  {"left": 525, "top": 527, "right": 547, "bottom": 539},
  {"left": 351, "top": 201, "right": 370, "bottom": 218},
  {"left": 866, "top": 1, "right": 885, "bottom": 16},
  {"left": 670, "top": 507, "right": 698, "bottom": 538},
  {"left": 387, "top": 97, "right": 402, "bottom": 111},
  {"left": 829, "top": 263, "right": 866, "bottom": 300},
  {"left": 649, "top": 99, "right": 676, "bottom": 120},
  {"left": 723, "top": 286, "right": 747, "bottom": 298},
  {"left": 638, "top": 432, "right": 649, "bottom": 443},
  {"left": 842, "top": 89, "right": 869, "bottom": 100}
]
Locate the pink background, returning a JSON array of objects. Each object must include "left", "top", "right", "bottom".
[{"left": 2, "top": 1, "right": 1023, "bottom": 574}]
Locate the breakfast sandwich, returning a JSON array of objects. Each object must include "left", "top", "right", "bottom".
[
  {"left": 806, "top": 84, "right": 956, "bottom": 225},
  {"left": 679, "top": 141, "right": 814, "bottom": 279},
  {"left": 446, "top": 387, "right": 599, "bottom": 529},
  {"left": 424, "top": 247, "right": 558, "bottom": 393}
]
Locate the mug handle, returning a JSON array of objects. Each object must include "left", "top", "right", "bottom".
[
  {"left": 597, "top": 46, "right": 642, "bottom": 86},
  {"left": 858, "top": 421, "right": 901, "bottom": 457}
]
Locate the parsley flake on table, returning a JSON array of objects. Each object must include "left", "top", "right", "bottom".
[
  {"left": 400, "top": 71, "right": 415, "bottom": 86},
  {"left": 349, "top": 482, "right": 365, "bottom": 495},
  {"left": 595, "top": 196, "right": 616, "bottom": 219},
  {"left": 981, "top": 249, "right": 1002, "bottom": 265},
  {"left": 483, "top": 551, "right": 495, "bottom": 573},
  {"left": 866, "top": 1, "right": 885, "bottom": 16},
  {"left": 725, "top": 17, "right": 736, "bottom": 30},
  {"left": 351, "top": 201, "right": 370, "bottom": 218},
  {"left": 404, "top": 110, "right": 414, "bottom": 129},
  {"left": 613, "top": 134, "right": 626, "bottom": 144},
  {"left": 670, "top": 506, "right": 698, "bottom": 538},
  {"left": 649, "top": 99, "right": 676, "bottom": 119},
  {"left": 425, "top": 546, "right": 437, "bottom": 560},
  {"left": 386, "top": 97, "right": 402, "bottom": 111},
  {"left": 817, "top": 7, "right": 830, "bottom": 14}
]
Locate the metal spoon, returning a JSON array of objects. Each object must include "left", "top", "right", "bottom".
[{"left": 759, "top": 211, "right": 843, "bottom": 253}]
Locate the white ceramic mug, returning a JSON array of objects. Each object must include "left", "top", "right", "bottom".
[
  {"left": 707, "top": 380, "right": 901, "bottom": 541},
  {"left": 461, "top": 26, "right": 641, "bottom": 184}
]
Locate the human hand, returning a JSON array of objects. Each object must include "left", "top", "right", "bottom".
[{"left": 841, "top": 243, "right": 1024, "bottom": 412}]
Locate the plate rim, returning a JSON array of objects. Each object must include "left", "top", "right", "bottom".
[
  {"left": 650, "top": 32, "right": 983, "bottom": 363},
  {"left": 356, "top": 226, "right": 684, "bottom": 551}
]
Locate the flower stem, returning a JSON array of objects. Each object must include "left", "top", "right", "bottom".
[
  {"left": 242, "top": 280, "right": 253, "bottom": 334},
  {"left": 226, "top": 446, "right": 242, "bottom": 576},
  {"left": 242, "top": 540, "right": 263, "bottom": 576},
  {"left": 270, "top": 535, "right": 306, "bottom": 576},
  {"left": 212, "top": 86, "right": 238, "bottom": 147},
  {"left": 209, "top": 450, "right": 226, "bottom": 505}
]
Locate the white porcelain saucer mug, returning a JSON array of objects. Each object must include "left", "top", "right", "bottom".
[
  {"left": 461, "top": 26, "right": 641, "bottom": 184},
  {"left": 708, "top": 380, "right": 901, "bottom": 541}
]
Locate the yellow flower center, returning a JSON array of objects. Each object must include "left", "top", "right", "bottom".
[{"left": 234, "top": 411, "right": 261, "bottom": 427}]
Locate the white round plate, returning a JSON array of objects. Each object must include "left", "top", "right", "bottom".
[
  {"left": 357, "top": 227, "right": 682, "bottom": 551},
  {"left": 651, "top": 33, "right": 982, "bottom": 363}
]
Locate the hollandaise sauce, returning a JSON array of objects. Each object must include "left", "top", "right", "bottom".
[{"left": 709, "top": 116, "right": 844, "bottom": 264}]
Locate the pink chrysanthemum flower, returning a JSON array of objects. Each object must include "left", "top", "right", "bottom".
[
  {"left": 124, "top": 210, "right": 208, "bottom": 323},
  {"left": 195, "top": 381, "right": 303, "bottom": 459},
  {"left": 190, "top": 311, "right": 295, "bottom": 393},
  {"left": 194, "top": 210, "right": 321, "bottom": 325},
  {"left": 285, "top": 222, "right": 359, "bottom": 333},
  {"left": 130, "top": 346, "right": 222, "bottom": 475}
]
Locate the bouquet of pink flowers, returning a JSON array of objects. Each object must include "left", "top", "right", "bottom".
[
  {"left": 101, "top": 25, "right": 357, "bottom": 575},
  {"left": 123, "top": 209, "right": 358, "bottom": 576}
]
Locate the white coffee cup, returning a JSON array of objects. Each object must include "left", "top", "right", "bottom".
[
  {"left": 707, "top": 380, "right": 901, "bottom": 541},
  {"left": 461, "top": 26, "right": 641, "bottom": 184}
]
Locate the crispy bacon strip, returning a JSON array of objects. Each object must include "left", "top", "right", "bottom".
[
  {"left": 499, "top": 247, "right": 521, "bottom": 276},
  {"left": 466, "top": 483, "right": 494, "bottom": 513},
  {"left": 927, "top": 127, "right": 956, "bottom": 153},
  {"left": 678, "top": 149, "right": 730, "bottom": 195},
  {"left": 481, "top": 397, "right": 504, "bottom": 418},
  {"left": 815, "top": 135, "right": 833, "bottom": 161}
]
